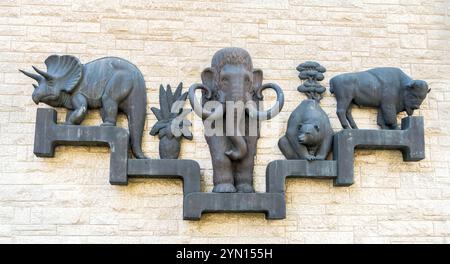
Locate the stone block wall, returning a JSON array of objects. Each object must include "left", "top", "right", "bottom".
[{"left": 0, "top": 0, "right": 449, "bottom": 243}]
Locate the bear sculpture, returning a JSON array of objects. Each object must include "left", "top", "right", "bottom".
[{"left": 278, "top": 99, "right": 333, "bottom": 160}]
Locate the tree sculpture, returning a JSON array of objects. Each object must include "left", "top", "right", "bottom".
[{"left": 296, "top": 61, "right": 327, "bottom": 101}]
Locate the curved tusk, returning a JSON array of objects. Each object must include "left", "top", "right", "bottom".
[
  {"left": 32, "top": 66, "right": 53, "bottom": 80},
  {"left": 19, "top": 69, "right": 42, "bottom": 82},
  {"left": 247, "top": 83, "right": 285, "bottom": 120},
  {"left": 188, "top": 83, "right": 224, "bottom": 120}
]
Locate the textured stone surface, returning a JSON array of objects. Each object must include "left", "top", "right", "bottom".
[
  {"left": 266, "top": 160, "right": 337, "bottom": 193},
  {"left": 333, "top": 116, "right": 425, "bottom": 186},
  {"left": 183, "top": 193, "right": 286, "bottom": 220},
  {"left": 1, "top": 0, "right": 449, "bottom": 243},
  {"left": 127, "top": 159, "right": 201, "bottom": 195},
  {"left": 34, "top": 108, "right": 129, "bottom": 185}
]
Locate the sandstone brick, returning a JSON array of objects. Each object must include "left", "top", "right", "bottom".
[
  {"left": 0, "top": 0, "right": 449, "bottom": 244},
  {"left": 400, "top": 34, "right": 427, "bottom": 49},
  {"left": 76, "top": 23, "right": 101, "bottom": 33},
  {"left": 0, "top": 224, "right": 12, "bottom": 237},
  {"left": 101, "top": 19, "right": 147, "bottom": 34},
  {"left": 13, "top": 207, "right": 30, "bottom": 224},
  {"left": 291, "top": 231, "right": 354, "bottom": 244},
  {"left": 378, "top": 221, "right": 434, "bottom": 236},
  {"left": 232, "top": 23, "right": 259, "bottom": 39},
  {"left": 57, "top": 225, "right": 118, "bottom": 236},
  {"left": 14, "top": 235, "right": 87, "bottom": 244},
  {"left": 13, "top": 224, "right": 56, "bottom": 236},
  {"left": 41, "top": 208, "right": 89, "bottom": 225}
]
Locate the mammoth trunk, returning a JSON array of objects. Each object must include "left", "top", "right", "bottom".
[{"left": 224, "top": 106, "right": 247, "bottom": 161}]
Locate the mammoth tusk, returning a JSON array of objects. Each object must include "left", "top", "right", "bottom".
[
  {"left": 246, "top": 83, "right": 285, "bottom": 120},
  {"left": 32, "top": 84, "right": 37, "bottom": 89},
  {"left": 188, "top": 83, "right": 224, "bottom": 120},
  {"left": 32, "top": 66, "right": 53, "bottom": 80},
  {"left": 19, "top": 69, "right": 42, "bottom": 82}
]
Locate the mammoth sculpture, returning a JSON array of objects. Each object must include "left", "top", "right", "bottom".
[
  {"left": 330, "top": 67, "right": 430, "bottom": 129},
  {"left": 188, "top": 47, "right": 284, "bottom": 193},
  {"left": 20, "top": 55, "right": 148, "bottom": 159}
]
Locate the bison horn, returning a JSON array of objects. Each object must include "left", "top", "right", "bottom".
[
  {"left": 32, "top": 66, "right": 53, "bottom": 80},
  {"left": 19, "top": 69, "right": 42, "bottom": 82}
]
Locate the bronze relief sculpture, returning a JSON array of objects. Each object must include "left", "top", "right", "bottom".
[
  {"left": 150, "top": 82, "right": 192, "bottom": 159},
  {"left": 330, "top": 67, "right": 430, "bottom": 129},
  {"left": 20, "top": 55, "right": 148, "bottom": 159},
  {"left": 22, "top": 48, "right": 428, "bottom": 220},
  {"left": 278, "top": 61, "right": 333, "bottom": 161},
  {"left": 188, "top": 47, "right": 285, "bottom": 193}
]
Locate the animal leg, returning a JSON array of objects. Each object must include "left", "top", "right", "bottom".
[
  {"left": 212, "top": 155, "right": 235, "bottom": 193},
  {"left": 101, "top": 97, "right": 118, "bottom": 126},
  {"left": 207, "top": 136, "right": 236, "bottom": 193},
  {"left": 278, "top": 136, "right": 300, "bottom": 159},
  {"left": 296, "top": 144, "right": 315, "bottom": 161},
  {"left": 234, "top": 136, "right": 257, "bottom": 193},
  {"left": 65, "top": 110, "right": 73, "bottom": 123},
  {"left": 101, "top": 72, "right": 133, "bottom": 126},
  {"left": 101, "top": 71, "right": 133, "bottom": 126},
  {"left": 381, "top": 104, "right": 398, "bottom": 129},
  {"left": 314, "top": 135, "right": 333, "bottom": 160},
  {"left": 346, "top": 107, "right": 358, "bottom": 129},
  {"left": 336, "top": 100, "right": 351, "bottom": 129},
  {"left": 377, "top": 110, "right": 388, "bottom": 129},
  {"left": 65, "top": 94, "right": 87, "bottom": 125}
]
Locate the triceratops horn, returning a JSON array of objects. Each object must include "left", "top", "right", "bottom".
[
  {"left": 32, "top": 66, "right": 53, "bottom": 80},
  {"left": 19, "top": 69, "right": 42, "bottom": 82}
]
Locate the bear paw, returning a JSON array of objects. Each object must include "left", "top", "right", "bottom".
[{"left": 305, "top": 155, "right": 317, "bottom": 161}]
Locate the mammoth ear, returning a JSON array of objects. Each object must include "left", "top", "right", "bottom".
[
  {"left": 253, "top": 68, "right": 263, "bottom": 90},
  {"left": 201, "top": 67, "right": 215, "bottom": 90},
  {"left": 45, "top": 55, "right": 82, "bottom": 93}
]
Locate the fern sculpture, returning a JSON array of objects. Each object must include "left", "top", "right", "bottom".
[{"left": 150, "top": 82, "right": 192, "bottom": 159}]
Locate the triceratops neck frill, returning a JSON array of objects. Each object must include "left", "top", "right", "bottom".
[{"left": 44, "top": 55, "right": 83, "bottom": 93}]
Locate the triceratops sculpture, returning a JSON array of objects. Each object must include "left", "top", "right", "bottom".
[{"left": 20, "top": 55, "right": 148, "bottom": 159}]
